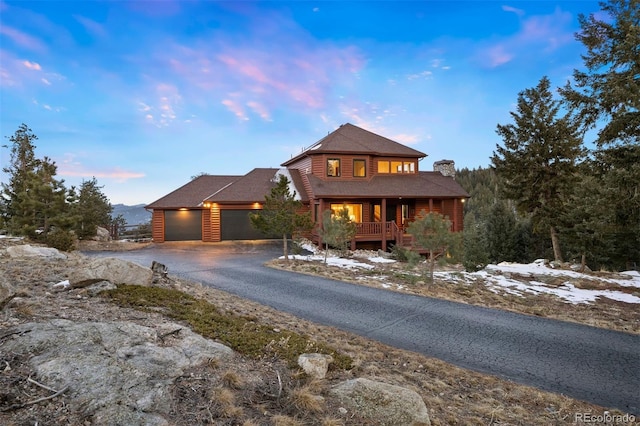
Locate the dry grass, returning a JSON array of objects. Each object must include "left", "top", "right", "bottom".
[
  {"left": 269, "top": 258, "right": 640, "bottom": 334},
  {"left": 1, "top": 239, "right": 637, "bottom": 425}
]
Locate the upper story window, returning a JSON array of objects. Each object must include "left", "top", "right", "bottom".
[
  {"left": 353, "top": 159, "right": 366, "bottom": 177},
  {"left": 327, "top": 158, "right": 341, "bottom": 177},
  {"left": 377, "top": 160, "right": 416, "bottom": 174}
]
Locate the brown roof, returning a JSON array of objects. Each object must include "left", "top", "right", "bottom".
[
  {"left": 145, "top": 175, "right": 240, "bottom": 209},
  {"left": 205, "top": 168, "right": 309, "bottom": 203},
  {"left": 281, "top": 123, "right": 426, "bottom": 166},
  {"left": 304, "top": 172, "right": 470, "bottom": 199}
]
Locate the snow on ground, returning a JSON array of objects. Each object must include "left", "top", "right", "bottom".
[{"left": 285, "top": 245, "right": 640, "bottom": 305}]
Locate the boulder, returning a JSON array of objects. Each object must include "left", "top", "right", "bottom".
[
  {"left": 93, "top": 226, "right": 111, "bottom": 242},
  {"left": 69, "top": 257, "right": 153, "bottom": 286},
  {"left": 1, "top": 319, "right": 234, "bottom": 424},
  {"left": 330, "top": 378, "right": 431, "bottom": 425},
  {"left": 6, "top": 244, "right": 67, "bottom": 260},
  {"left": 297, "top": 353, "right": 333, "bottom": 379}
]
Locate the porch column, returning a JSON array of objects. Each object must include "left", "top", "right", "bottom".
[
  {"left": 453, "top": 198, "right": 458, "bottom": 232},
  {"left": 381, "top": 198, "right": 387, "bottom": 251},
  {"left": 429, "top": 198, "right": 433, "bottom": 212}
]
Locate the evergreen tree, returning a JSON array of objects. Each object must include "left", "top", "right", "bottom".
[
  {"left": 462, "top": 213, "right": 489, "bottom": 272},
  {"left": 73, "top": 177, "right": 113, "bottom": 239},
  {"left": 407, "top": 210, "right": 459, "bottom": 283},
  {"left": 484, "top": 202, "right": 517, "bottom": 263},
  {"left": 318, "top": 207, "right": 357, "bottom": 262},
  {"left": 491, "top": 76, "right": 585, "bottom": 262},
  {"left": 249, "top": 174, "right": 312, "bottom": 260},
  {"left": 560, "top": 0, "right": 640, "bottom": 269},
  {"left": 2, "top": 125, "right": 69, "bottom": 238},
  {"left": 2, "top": 124, "right": 41, "bottom": 235}
]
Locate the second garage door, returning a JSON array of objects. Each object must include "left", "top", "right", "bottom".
[{"left": 220, "top": 209, "right": 275, "bottom": 240}]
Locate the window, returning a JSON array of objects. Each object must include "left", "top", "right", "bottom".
[
  {"left": 353, "top": 159, "right": 366, "bottom": 177},
  {"left": 327, "top": 159, "right": 340, "bottom": 177},
  {"left": 330, "top": 203, "right": 362, "bottom": 222},
  {"left": 377, "top": 160, "right": 416, "bottom": 174}
]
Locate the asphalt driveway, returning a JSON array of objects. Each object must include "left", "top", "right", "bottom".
[{"left": 85, "top": 241, "right": 639, "bottom": 414}]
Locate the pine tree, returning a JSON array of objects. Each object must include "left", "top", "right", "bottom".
[
  {"left": 318, "top": 207, "right": 357, "bottom": 262},
  {"left": 407, "top": 210, "right": 458, "bottom": 283},
  {"left": 249, "top": 174, "right": 312, "bottom": 260},
  {"left": 72, "top": 177, "right": 113, "bottom": 239},
  {"left": 2, "top": 125, "right": 69, "bottom": 238},
  {"left": 484, "top": 202, "right": 517, "bottom": 263},
  {"left": 491, "top": 76, "right": 585, "bottom": 262},
  {"left": 462, "top": 213, "right": 489, "bottom": 272},
  {"left": 560, "top": 0, "right": 640, "bottom": 269}
]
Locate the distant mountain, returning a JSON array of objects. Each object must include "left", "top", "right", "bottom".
[{"left": 111, "top": 204, "right": 151, "bottom": 226}]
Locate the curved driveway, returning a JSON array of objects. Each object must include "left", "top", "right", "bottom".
[{"left": 86, "top": 242, "right": 639, "bottom": 414}]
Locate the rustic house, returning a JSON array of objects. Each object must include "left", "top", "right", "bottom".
[{"left": 146, "top": 123, "right": 470, "bottom": 250}]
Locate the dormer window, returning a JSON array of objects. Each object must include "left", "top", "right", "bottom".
[
  {"left": 327, "top": 158, "right": 341, "bottom": 177},
  {"left": 377, "top": 160, "right": 415, "bottom": 174}
]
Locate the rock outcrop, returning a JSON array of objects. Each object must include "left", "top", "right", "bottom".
[
  {"left": 1, "top": 319, "right": 234, "bottom": 425},
  {"left": 6, "top": 244, "right": 67, "bottom": 260},
  {"left": 69, "top": 257, "right": 153, "bottom": 286},
  {"left": 330, "top": 378, "right": 431, "bottom": 425}
]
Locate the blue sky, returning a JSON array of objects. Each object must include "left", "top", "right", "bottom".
[{"left": 1, "top": 0, "right": 602, "bottom": 205}]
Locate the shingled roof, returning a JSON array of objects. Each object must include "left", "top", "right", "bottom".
[
  {"left": 204, "top": 168, "right": 309, "bottom": 203},
  {"left": 304, "top": 172, "right": 470, "bottom": 199},
  {"left": 281, "top": 123, "right": 426, "bottom": 166},
  {"left": 145, "top": 175, "right": 240, "bottom": 209}
]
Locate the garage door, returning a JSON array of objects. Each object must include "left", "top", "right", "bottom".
[
  {"left": 164, "top": 210, "right": 202, "bottom": 241},
  {"left": 221, "top": 209, "right": 273, "bottom": 240}
]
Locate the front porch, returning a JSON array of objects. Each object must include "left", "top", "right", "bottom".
[{"left": 312, "top": 220, "right": 418, "bottom": 252}]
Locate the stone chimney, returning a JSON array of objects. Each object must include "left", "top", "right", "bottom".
[{"left": 433, "top": 160, "right": 456, "bottom": 178}]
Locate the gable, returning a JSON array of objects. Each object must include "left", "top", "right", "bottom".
[
  {"left": 146, "top": 175, "right": 240, "bottom": 209},
  {"left": 282, "top": 123, "right": 426, "bottom": 166}
]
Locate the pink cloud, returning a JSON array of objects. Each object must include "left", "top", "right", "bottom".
[
  {"left": 475, "top": 6, "right": 574, "bottom": 68},
  {"left": 73, "top": 14, "right": 107, "bottom": 39},
  {"left": 221, "top": 98, "right": 248, "bottom": 121},
  {"left": 0, "top": 25, "right": 46, "bottom": 52},
  {"left": 22, "top": 60, "right": 41, "bottom": 70},
  {"left": 58, "top": 163, "right": 145, "bottom": 182}
]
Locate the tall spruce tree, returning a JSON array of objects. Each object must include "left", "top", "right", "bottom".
[
  {"left": 492, "top": 76, "right": 585, "bottom": 262},
  {"left": 560, "top": 0, "right": 640, "bottom": 269},
  {"left": 249, "top": 174, "right": 312, "bottom": 260},
  {"left": 2, "top": 124, "right": 68, "bottom": 237},
  {"left": 73, "top": 178, "right": 113, "bottom": 239}
]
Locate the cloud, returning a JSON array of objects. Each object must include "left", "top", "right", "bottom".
[
  {"left": 58, "top": 157, "right": 145, "bottom": 182},
  {"left": 41, "top": 77, "right": 51, "bottom": 85},
  {"left": 73, "top": 14, "right": 108, "bottom": 39},
  {"left": 22, "top": 60, "right": 41, "bottom": 70},
  {"left": 475, "top": 6, "right": 574, "bottom": 68},
  {"left": 502, "top": 5, "right": 525, "bottom": 17},
  {"left": 0, "top": 25, "right": 46, "bottom": 52},
  {"left": 221, "top": 98, "right": 248, "bottom": 121},
  {"left": 145, "top": 14, "right": 366, "bottom": 123},
  {"left": 139, "top": 84, "right": 182, "bottom": 127}
]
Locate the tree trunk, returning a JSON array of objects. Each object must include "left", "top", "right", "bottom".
[
  {"left": 580, "top": 253, "right": 586, "bottom": 273},
  {"left": 282, "top": 234, "right": 288, "bottom": 261},
  {"left": 428, "top": 249, "right": 435, "bottom": 283},
  {"left": 550, "top": 226, "right": 563, "bottom": 263}
]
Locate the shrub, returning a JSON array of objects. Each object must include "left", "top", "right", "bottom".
[{"left": 45, "top": 228, "right": 76, "bottom": 252}]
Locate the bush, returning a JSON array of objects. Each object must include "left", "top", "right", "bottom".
[
  {"left": 390, "top": 245, "right": 422, "bottom": 267},
  {"left": 45, "top": 228, "right": 76, "bottom": 252}
]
